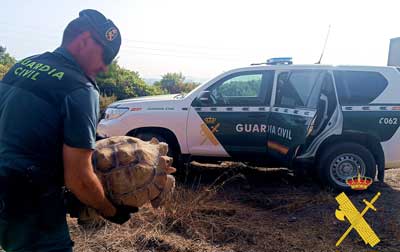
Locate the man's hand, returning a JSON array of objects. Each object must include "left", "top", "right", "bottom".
[
  {"left": 102, "top": 205, "right": 139, "bottom": 225},
  {"left": 63, "top": 144, "right": 116, "bottom": 217}
]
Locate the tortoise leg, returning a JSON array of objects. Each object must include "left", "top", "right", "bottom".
[{"left": 77, "top": 207, "right": 105, "bottom": 228}]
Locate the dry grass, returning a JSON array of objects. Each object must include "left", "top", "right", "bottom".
[
  {"left": 70, "top": 171, "right": 246, "bottom": 252},
  {"left": 68, "top": 165, "right": 400, "bottom": 252}
]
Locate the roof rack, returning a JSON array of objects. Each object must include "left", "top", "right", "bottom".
[{"left": 251, "top": 57, "right": 293, "bottom": 66}]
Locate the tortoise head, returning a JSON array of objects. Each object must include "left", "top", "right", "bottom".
[{"left": 159, "top": 156, "right": 176, "bottom": 174}]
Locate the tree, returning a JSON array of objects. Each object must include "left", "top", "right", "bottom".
[
  {"left": 0, "top": 64, "right": 10, "bottom": 80},
  {"left": 155, "top": 72, "right": 185, "bottom": 94},
  {"left": 178, "top": 81, "right": 198, "bottom": 94},
  {"left": 0, "top": 46, "right": 16, "bottom": 66},
  {"left": 0, "top": 46, "right": 16, "bottom": 80},
  {"left": 154, "top": 72, "right": 199, "bottom": 94},
  {"left": 96, "top": 61, "right": 164, "bottom": 104}
]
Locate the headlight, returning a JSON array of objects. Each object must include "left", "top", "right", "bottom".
[{"left": 104, "top": 107, "right": 129, "bottom": 120}]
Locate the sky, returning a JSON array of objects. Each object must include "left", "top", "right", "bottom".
[{"left": 1, "top": 0, "right": 400, "bottom": 81}]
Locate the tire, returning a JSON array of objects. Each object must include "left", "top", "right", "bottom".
[{"left": 317, "top": 142, "right": 376, "bottom": 191}]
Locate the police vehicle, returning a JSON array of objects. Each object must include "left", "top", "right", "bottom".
[{"left": 97, "top": 58, "right": 400, "bottom": 190}]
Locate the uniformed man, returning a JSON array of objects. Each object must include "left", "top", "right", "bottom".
[{"left": 0, "top": 9, "right": 136, "bottom": 252}]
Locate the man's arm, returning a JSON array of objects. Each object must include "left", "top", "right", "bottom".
[{"left": 63, "top": 144, "right": 116, "bottom": 217}]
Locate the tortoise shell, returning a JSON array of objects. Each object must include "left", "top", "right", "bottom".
[{"left": 92, "top": 136, "right": 176, "bottom": 207}]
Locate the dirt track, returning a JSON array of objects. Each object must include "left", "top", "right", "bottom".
[{"left": 69, "top": 163, "right": 400, "bottom": 252}]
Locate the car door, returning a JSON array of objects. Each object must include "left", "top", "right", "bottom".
[
  {"left": 267, "top": 69, "right": 327, "bottom": 164},
  {"left": 187, "top": 70, "right": 274, "bottom": 159}
]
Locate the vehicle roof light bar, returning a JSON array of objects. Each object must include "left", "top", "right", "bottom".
[{"left": 251, "top": 57, "right": 293, "bottom": 66}]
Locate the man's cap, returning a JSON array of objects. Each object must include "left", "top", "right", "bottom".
[{"left": 78, "top": 9, "right": 121, "bottom": 65}]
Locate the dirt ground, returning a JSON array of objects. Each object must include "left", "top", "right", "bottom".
[{"left": 69, "top": 162, "right": 400, "bottom": 252}]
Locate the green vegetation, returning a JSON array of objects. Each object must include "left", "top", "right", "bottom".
[
  {"left": 154, "top": 72, "right": 199, "bottom": 94},
  {"left": 0, "top": 46, "right": 199, "bottom": 110},
  {"left": 96, "top": 61, "right": 166, "bottom": 109},
  {"left": 0, "top": 46, "right": 16, "bottom": 79},
  {"left": 96, "top": 61, "right": 165, "bottom": 100},
  {"left": 97, "top": 68, "right": 199, "bottom": 109}
]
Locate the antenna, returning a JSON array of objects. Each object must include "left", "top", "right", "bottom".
[{"left": 316, "top": 25, "right": 331, "bottom": 64}]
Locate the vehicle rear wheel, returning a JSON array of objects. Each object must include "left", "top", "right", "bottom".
[{"left": 318, "top": 142, "right": 376, "bottom": 191}]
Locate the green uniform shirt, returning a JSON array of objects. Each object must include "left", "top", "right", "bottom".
[{"left": 0, "top": 47, "right": 99, "bottom": 184}]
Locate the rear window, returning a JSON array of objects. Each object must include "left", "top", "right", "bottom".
[{"left": 333, "top": 71, "right": 388, "bottom": 105}]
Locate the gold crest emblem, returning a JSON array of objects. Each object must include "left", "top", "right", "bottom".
[
  {"left": 105, "top": 27, "right": 118, "bottom": 41},
  {"left": 335, "top": 192, "right": 381, "bottom": 247},
  {"left": 345, "top": 172, "right": 373, "bottom": 190},
  {"left": 204, "top": 117, "right": 217, "bottom": 124}
]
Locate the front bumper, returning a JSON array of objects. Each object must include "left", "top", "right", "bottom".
[{"left": 96, "top": 118, "right": 130, "bottom": 138}]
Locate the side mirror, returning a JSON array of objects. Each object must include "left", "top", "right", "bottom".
[{"left": 196, "top": 91, "right": 212, "bottom": 105}]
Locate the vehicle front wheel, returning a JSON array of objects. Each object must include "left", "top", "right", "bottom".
[{"left": 317, "top": 142, "right": 376, "bottom": 191}]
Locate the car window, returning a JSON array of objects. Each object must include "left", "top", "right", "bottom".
[
  {"left": 207, "top": 71, "right": 273, "bottom": 106},
  {"left": 333, "top": 71, "right": 388, "bottom": 105},
  {"left": 275, "top": 70, "right": 322, "bottom": 108},
  {"left": 216, "top": 74, "right": 261, "bottom": 96}
]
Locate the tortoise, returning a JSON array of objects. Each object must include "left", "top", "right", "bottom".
[{"left": 78, "top": 136, "right": 176, "bottom": 224}]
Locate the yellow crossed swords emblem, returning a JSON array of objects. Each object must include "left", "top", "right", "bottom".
[
  {"left": 335, "top": 192, "right": 381, "bottom": 247},
  {"left": 200, "top": 123, "right": 220, "bottom": 145}
]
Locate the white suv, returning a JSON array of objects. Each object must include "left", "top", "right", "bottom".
[{"left": 98, "top": 58, "right": 400, "bottom": 190}]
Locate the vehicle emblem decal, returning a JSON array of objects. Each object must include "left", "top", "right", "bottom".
[
  {"left": 345, "top": 173, "right": 373, "bottom": 190},
  {"left": 335, "top": 192, "right": 381, "bottom": 247},
  {"left": 200, "top": 122, "right": 220, "bottom": 145},
  {"left": 204, "top": 117, "right": 217, "bottom": 124}
]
